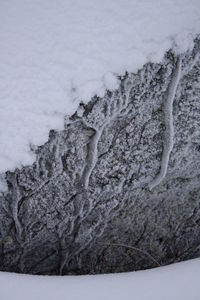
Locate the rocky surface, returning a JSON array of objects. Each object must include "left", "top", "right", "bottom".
[{"left": 0, "top": 37, "right": 200, "bottom": 275}]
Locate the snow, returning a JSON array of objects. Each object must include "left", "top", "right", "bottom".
[
  {"left": 0, "top": 258, "right": 200, "bottom": 300},
  {"left": 0, "top": 0, "right": 200, "bottom": 174}
]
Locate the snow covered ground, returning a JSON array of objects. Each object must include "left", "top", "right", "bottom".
[
  {"left": 0, "top": 258, "right": 199, "bottom": 300},
  {"left": 0, "top": 0, "right": 200, "bottom": 175}
]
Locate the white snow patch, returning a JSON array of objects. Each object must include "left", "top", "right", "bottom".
[
  {"left": 0, "top": 0, "right": 200, "bottom": 173},
  {"left": 0, "top": 258, "right": 200, "bottom": 300}
]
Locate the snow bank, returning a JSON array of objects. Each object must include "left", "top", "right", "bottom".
[
  {"left": 0, "top": 0, "right": 200, "bottom": 173},
  {"left": 0, "top": 258, "right": 200, "bottom": 300}
]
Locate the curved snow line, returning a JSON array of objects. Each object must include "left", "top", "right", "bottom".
[
  {"left": 1, "top": 258, "right": 200, "bottom": 300},
  {"left": 149, "top": 57, "right": 182, "bottom": 190}
]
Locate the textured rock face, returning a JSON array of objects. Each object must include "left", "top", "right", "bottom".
[{"left": 0, "top": 37, "right": 200, "bottom": 275}]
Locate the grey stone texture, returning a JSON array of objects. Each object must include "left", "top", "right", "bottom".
[{"left": 0, "top": 36, "right": 200, "bottom": 275}]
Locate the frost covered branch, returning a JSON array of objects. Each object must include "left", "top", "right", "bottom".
[
  {"left": 7, "top": 174, "right": 23, "bottom": 241},
  {"left": 82, "top": 128, "right": 103, "bottom": 189},
  {"left": 149, "top": 57, "right": 182, "bottom": 190},
  {"left": 82, "top": 79, "right": 132, "bottom": 189}
]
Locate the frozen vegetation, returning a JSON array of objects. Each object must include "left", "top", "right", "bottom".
[
  {"left": 82, "top": 78, "right": 131, "bottom": 189},
  {"left": 0, "top": 40, "right": 200, "bottom": 274},
  {"left": 0, "top": 0, "right": 200, "bottom": 283}
]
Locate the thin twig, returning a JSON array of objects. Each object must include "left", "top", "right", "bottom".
[{"left": 103, "top": 242, "right": 160, "bottom": 267}]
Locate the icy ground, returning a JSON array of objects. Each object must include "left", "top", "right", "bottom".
[
  {"left": 0, "top": 258, "right": 199, "bottom": 300},
  {"left": 0, "top": 0, "right": 200, "bottom": 174}
]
